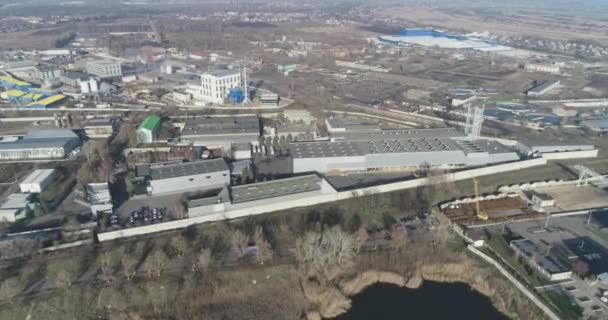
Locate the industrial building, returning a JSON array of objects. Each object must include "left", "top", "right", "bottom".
[
  {"left": 19, "top": 169, "right": 56, "bottom": 193},
  {"left": 581, "top": 119, "right": 608, "bottom": 133},
  {"left": 85, "top": 60, "right": 123, "bottom": 79},
  {"left": 136, "top": 159, "right": 230, "bottom": 195},
  {"left": 290, "top": 138, "right": 519, "bottom": 174},
  {"left": 0, "top": 193, "right": 32, "bottom": 222},
  {"left": 515, "top": 141, "right": 596, "bottom": 155},
  {"left": 330, "top": 127, "right": 463, "bottom": 142},
  {"left": 181, "top": 116, "right": 261, "bottom": 150},
  {"left": 526, "top": 80, "right": 560, "bottom": 97},
  {"left": 325, "top": 117, "right": 381, "bottom": 133},
  {"left": 197, "top": 69, "right": 242, "bottom": 104},
  {"left": 510, "top": 239, "right": 572, "bottom": 281},
  {"left": 0, "top": 75, "right": 32, "bottom": 91},
  {"left": 377, "top": 28, "right": 512, "bottom": 53},
  {"left": 525, "top": 63, "right": 560, "bottom": 74},
  {"left": 0, "top": 129, "right": 80, "bottom": 160},
  {"left": 84, "top": 117, "right": 121, "bottom": 138},
  {"left": 137, "top": 115, "right": 161, "bottom": 144},
  {"left": 187, "top": 174, "right": 335, "bottom": 218},
  {"left": 231, "top": 142, "right": 252, "bottom": 160},
  {"left": 35, "top": 64, "right": 63, "bottom": 81},
  {"left": 59, "top": 71, "right": 90, "bottom": 88}
]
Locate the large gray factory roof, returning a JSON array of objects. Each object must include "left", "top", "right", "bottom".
[
  {"left": 326, "top": 118, "right": 381, "bottom": 131},
  {"left": 182, "top": 116, "right": 260, "bottom": 136},
  {"left": 230, "top": 174, "right": 321, "bottom": 204},
  {"left": 148, "top": 159, "right": 228, "bottom": 180},
  {"left": 455, "top": 139, "right": 515, "bottom": 154},
  {"left": 290, "top": 138, "right": 514, "bottom": 158},
  {"left": 331, "top": 128, "right": 464, "bottom": 141},
  {"left": 0, "top": 129, "right": 79, "bottom": 150}
]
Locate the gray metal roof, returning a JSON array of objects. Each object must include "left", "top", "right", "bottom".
[
  {"left": 290, "top": 138, "right": 514, "bottom": 158},
  {"left": 204, "top": 69, "right": 240, "bottom": 78},
  {"left": 61, "top": 71, "right": 90, "bottom": 80},
  {"left": 24, "top": 129, "right": 78, "bottom": 140},
  {"left": 0, "top": 138, "right": 76, "bottom": 150},
  {"left": 186, "top": 187, "right": 230, "bottom": 208},
  {"left": 455, "top": 139, "right": 515, "bottom": 154},
  {"left": 583, "top": 118, "right": 608, "bottom": 130},
  {"left": 528, "top": 80, "right": 558, "bottom": 93},
  {"left": 331, "top": 128, "right": 464, "bottom": 141},
  {"left": 326, "top": 118, "right": 381, "bottom": 131},
  {"left": 230, "top": 174, "right": 321, "bottom": 204},
  {"left": 510, "top": 239, "right": 571, "bottom": 274},
  {"left": 182, "top": 116, "right": 260, "bottom": 136},
  {"left": 149, "top": 159, "right": 229, "bottom": 180}
]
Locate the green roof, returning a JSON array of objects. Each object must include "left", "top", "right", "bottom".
[{"left": 139, "top": 115, "right": 161, "bottom": 131}]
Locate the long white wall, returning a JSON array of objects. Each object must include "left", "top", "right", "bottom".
[
  {"left": 98, "top": 158, "right": 547, "bottom": 242},
  {"left": 541, "top": 149, "right": 598, "bottom": 160}
]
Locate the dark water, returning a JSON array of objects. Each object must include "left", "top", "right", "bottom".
[{"left": 334, "top": 281, "right": 508, "bottom": 320}]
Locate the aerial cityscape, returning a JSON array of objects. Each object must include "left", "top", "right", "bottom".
[{"left": 0, "top": 0, "right": 608, "bottom": 319}]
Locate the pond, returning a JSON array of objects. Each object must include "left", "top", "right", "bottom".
[{"left": 333, "top": 281, "right": 508, "bottom": 320}]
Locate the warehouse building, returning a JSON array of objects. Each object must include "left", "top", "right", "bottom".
[
  {"left": 84, "top": 117, "right": 121, "bottom": 138},
  {"left": 510, "top": 239, "right": 572, "bottom": 281},
  {"left": 0, "top": 75, "right": 32, "bottom": 91},
  {"left": 20, "top": 169, "right": 56, "bottom": 193},
  {"left": 526, "top": 80, "right": 560, "bottom": 97},
  {"left": 0, "top": 193, "right": 32, "bottom": 222},
  {"left": 525, "top": 63, "right": 560, "bottom": 74},
  {"left": 85, "top": 61, "right": 122, "bottom": 79},
  {"left": 582, "top": 118, "right": 608, "bottom": 133},
  {"left": 136, "top": 159, "right": 230, "bottom": 195},
  {"left": 137, "top": 115, "right": 161, "bottom": 144},
  {"left": 0, "top": 129, "right": 80, "bottom": 160},
  {"left": 330, "top": 127, "right": 464, "bottom": 142},
  {"left": 516, "top": 140, "right": 596, "bottom": 155},
  {"left": 59, "top": 71, "right": 90, "bottom": 87},
  {"left": 325, "top": 117, "right": 381, "bottom": 133},
  {"left": 290, "top": 138, "right": 519, "bottom": 174},
  {"left": 181, "top": 116, "right": 261, "bottom": 150}
]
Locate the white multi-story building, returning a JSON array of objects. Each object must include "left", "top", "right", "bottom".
[
  {"left": 198, "top": 70, "right": 241, "bottom": 104},
  {"left": 86, "top": 61, "right": 123, "bottom": 79}
]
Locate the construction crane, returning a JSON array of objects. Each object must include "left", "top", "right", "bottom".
[{"left": 473, "top": 177, "right": 489, "bottom": 221}]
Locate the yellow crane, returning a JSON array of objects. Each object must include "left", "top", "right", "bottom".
[{"left": 473, "top": 177, "right": 489, "bottom": 221}]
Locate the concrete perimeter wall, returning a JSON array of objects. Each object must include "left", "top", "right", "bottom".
[
  {"left": 98, "top": 158, "right": 547, "bottom": 242},
  {"left": 541, "top": 149, "right": 598, "bottom": 160}
]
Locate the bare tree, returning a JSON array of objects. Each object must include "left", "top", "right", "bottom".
[
  {"left": 390, "top": 225, "right": 408, "bottom": 253},
  {"left": 192, "top": 248, "right": 212, "bottom": 272},
  {"left": 253, "top": 227, "right": 273, "bottom": 265},
  {"left": 98, "top": 253, "right": 114, "bottom": 284},
  {"left": 0, "top": 278, "right": 20, "bottom": 304},
  {"left": 231, "top": 229, "right": 249, "bottom": 257},
  {"left": 170, "top": 201, "right": 186, "bottom": 220},
  {"left": 121, "top": 255, "right": 137, "bottom": 280},
  {"left": 170, "top": 236, "right": 188, "bottom": 258},
  {"left": 431, "top": 210, "right": 451, "bottom": 246},
  {"left": 55, "top": 270, "right": 72, "bottom": 290},
  {"left": 354, "top": 225, "right": 369, "bottom": 254},
  {"left": 296, "top": 226, "right": 355, "bottom": 276},
  {"left": 150, "top": 251, "right": 168, "bottom": 278}
]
